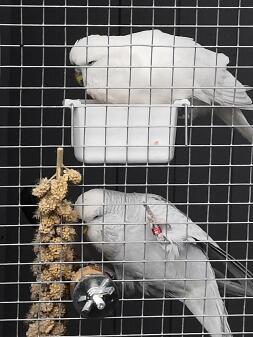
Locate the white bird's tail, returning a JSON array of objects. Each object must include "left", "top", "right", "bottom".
[
  {"left": 218, "top": 72, "right": 253, "bottom": 108},
  {"left": 217, "top": 107, "right": 253, "bottom": 143},
  {"left": 213, "top": 72, "right": 253, "bottom": 142},
  {"left": 191, "top": 97, "right": 253, "bottom": 142}
]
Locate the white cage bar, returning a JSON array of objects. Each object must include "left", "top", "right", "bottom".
[{"left": 0, "top": 1, "right": 253, "bottom": 337}]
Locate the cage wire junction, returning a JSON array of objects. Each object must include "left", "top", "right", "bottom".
[{"left": 1, "top": 1, "right": 253, "bottom": 336}]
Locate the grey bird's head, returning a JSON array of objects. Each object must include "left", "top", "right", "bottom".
[{"left": 75, "top": 189, "right": 106, "bottom": 223}]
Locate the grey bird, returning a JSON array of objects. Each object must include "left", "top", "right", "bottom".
[
  {"left": 75, "top": 188, "right": 253, "bottom": 337},
  {"left": 70, "top": 29, "right": 253, "bottom": 142}
]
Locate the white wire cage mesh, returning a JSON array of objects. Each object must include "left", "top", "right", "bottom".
[{"left": 1, "top": 0, "right": 253, "bottom": 336}]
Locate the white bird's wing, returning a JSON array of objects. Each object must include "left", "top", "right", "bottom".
[
  {"left": 70, "top": 30, "right": 253, "bottom": 141},
  {"left": 84, "top": 54, "right": 153, "bottom": 104}
]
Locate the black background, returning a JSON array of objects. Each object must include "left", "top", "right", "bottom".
[{"left": 1, "top": 0, "right": 253, "bottom": 336}]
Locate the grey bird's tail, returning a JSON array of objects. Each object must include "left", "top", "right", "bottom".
[
  {"left": 204, "top": 243, "right": 253, "bottom": 297},
  {"left": 185, "top": 276, "right": 232, "bottom": 337}
]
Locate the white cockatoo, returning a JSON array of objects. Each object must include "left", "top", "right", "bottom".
[
  {"left": 70, "top": 29, "right": 253, "bottom": 142},
  {"left": 75, "top": 189, "right": 253, "bottom": 337}
]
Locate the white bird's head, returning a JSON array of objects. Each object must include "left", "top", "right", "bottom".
[
  {"left": 70, "top": 35, "right": 110, "bottom": 66},
  {"left": 70, "top": 30, "right": 163, "bottom": 67},
  {"left": 75, "top": 189, "right": 106, "bottom": 223},
  {"left": 70, "top": 35, "right": 109, "bottom": 85}
]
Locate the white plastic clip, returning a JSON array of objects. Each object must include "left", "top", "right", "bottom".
[
  {"left": 174, "top": 99, "right": 190, "bottom": 146},
  {"left": 63, "top": 99, "right": 83, "bottom": 147},
  {"left": 70, "top": 103, "right": 75, "bottom": 147},
  {"left": 63, "top": 99, "right": 83, "bottom": 108}
]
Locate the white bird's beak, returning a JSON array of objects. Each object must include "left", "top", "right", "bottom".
[
  {"left": 83, "top": 224, "right": 88, "bottom": 237},
  {"left": 74, "top": 70, "right": 83, "bottom": 86}
]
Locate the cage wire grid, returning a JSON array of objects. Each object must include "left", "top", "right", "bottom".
[{"left": 1, "top": 0, "right": 253, "bottom": 336}]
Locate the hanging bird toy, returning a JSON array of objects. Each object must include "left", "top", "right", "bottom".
[{"left": 26, "top": 148, "right": 81, "bottom": 337}]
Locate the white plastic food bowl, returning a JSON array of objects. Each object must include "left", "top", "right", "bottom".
[{"left": 64, "top": 99, "right": 189, "bottom": 164}]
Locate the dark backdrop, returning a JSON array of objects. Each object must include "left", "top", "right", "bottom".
[{"left": 1, "top": 0, "right": 253, "bottom": 336}]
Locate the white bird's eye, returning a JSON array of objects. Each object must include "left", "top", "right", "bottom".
[{"left": 88, "top": 61, "right": 95, "bottom": 66}]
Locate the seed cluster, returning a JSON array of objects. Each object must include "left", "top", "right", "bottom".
[{"left": 26, "top": 168, "right": 81, "bottom": 337}]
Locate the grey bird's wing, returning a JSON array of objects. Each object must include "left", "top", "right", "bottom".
[
  {"left": 145, "top": 194, "right": 233, "bottom": 337},
  {"left": 148, "top": 194, "right": 253, "bottom": 296},
  {"left": 197, "top": 240, "right": 253, "bottom": 297}
]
